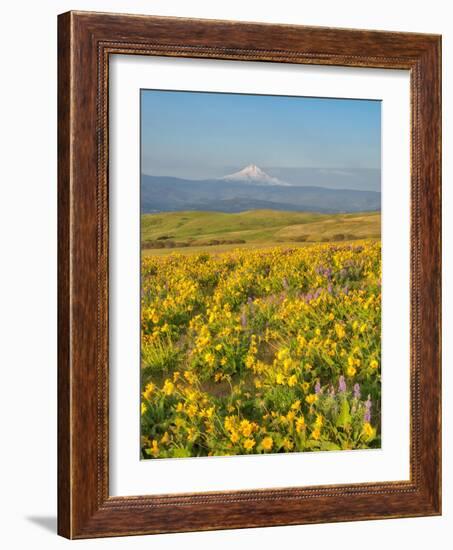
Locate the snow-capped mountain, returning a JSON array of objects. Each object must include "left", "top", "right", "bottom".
[{"left": 221, "top": 164, "right": 291, "bottom": 186}]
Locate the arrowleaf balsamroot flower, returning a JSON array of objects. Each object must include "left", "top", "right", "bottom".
[{"left": 305, "top": 394, "right": 318, "bottom": 405}]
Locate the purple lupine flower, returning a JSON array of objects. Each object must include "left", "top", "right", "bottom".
[
  {"left": 315, "top": 380, "right": 321, "bottom": 394},
  {"left": 338, "top": 375, "right": 346, "bottom": 393},
  {"left": 313, "top": 288, "right": 321, "bottom": 299},
  {"left": 327, "top": 283, "right": 333, "bottom": 294},
  {"left": 364, "top": 395, "right": 372, "bottom": 422},
  {"left": 353, "top": 383, "right": 361, "bottom": 399},
  {"left": 306, "top": 293, "right": 313, "bottom": 302}
]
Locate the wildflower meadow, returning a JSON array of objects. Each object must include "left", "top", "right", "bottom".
[{"left": 140, "top": 240, "right": 381, "bottom": 459}]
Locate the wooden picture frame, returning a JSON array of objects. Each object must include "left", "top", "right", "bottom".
[{"left": 58, "top": 10, "right": 441, "bottom": 539}]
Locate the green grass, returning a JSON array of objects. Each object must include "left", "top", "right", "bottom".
[{"left": 141, "top": 209, "right": 380, "bottom": 255}]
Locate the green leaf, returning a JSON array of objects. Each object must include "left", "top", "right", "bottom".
[
  {"left": 305, "top": 440, "right": 321, "bottom": 449},
  {"left": 320, "top": 441, "right": 341, "bottom": 451},
  {"left": 172, "top": 447, "right": 192, "bottom": 458},
  {"left": 336, "top": 399, "right": 351, "bottom": 428}
]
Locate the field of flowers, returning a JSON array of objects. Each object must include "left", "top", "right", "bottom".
[{"left": 140, "top": 241, "right": 381, "bottom": 458}]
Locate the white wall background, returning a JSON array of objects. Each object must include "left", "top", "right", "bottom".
[{"left": 0, "top": 1, "right": 449, "bottom": 548}]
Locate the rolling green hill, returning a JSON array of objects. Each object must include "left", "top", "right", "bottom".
[{"left": 141, "top": 210, "right": 380, "bottom": 255}]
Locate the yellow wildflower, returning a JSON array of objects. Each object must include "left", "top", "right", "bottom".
[
  {"left": 283, "top": 357, "right": 292, "bottom": 370},
  {"left": 335, "top": 323, "right": 346, "bottom": 339},
  {"left": 204, "top": 352, "right": 215, "bottom": 366},
  {"left": 311, "top": 428, "right": 321, "bottom": 440},
  {"left": 224, "top": 416, "right": 235, "bottom": 432},
  {"left": 163, "top": 379, "right": 175, "bottom": 396},
  {"left": 186, "top": 403, "right": 197, "bottom": 418},
  {"left": 296, "top": 416, "right": 306, "bottom": 433},
  {"left": 184, "top": 370, "right": 197, "bottom": 384},
  {"left": 362, "top": 422, "right": 375, "bottom": 441},
  {"left": 305, "top": 394, "right": 318, "bottom": 405},
  {"left": 243, "top": 438, "right": 256, "bottom": 451},
  {"left": 150, "top": 439, "right": 159, "bottom": 457},
  {"left": 142, "top": 382, "right": 155, "bottom": 400},
  {"left": 347, "top": 365, "right": 356, "bottom": 377},
  {"left": 261, "top": 436, "right": 273, "bottom": 451},
  {"left": 282, "top": 438, "right": 293, "bottom": 451},
  {"left": 240, "top": 419, "right": 253, "bottom": 437}
]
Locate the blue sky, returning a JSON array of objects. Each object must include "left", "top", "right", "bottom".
[{"left": 141, "top": 89, "right": 381, "bottom": 183}]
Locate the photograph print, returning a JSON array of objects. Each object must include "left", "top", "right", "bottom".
[{"left": 140, "top": 89, "right": 381, "bottom": 459}]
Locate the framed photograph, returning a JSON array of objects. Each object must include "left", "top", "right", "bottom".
[{"left": 58, "top": 11, "right": 441, "bottom": 538}]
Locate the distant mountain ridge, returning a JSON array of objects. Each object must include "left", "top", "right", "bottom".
[
  {"left": 261, "top": 166, "right": 380, "bottom": 192},
  {"left": 141, "top": 169, "right": 381, "bottom": 214}
]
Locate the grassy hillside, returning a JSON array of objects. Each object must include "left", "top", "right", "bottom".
[{"left": 141, "top": 209, "right": 380, "bottom": 255}]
